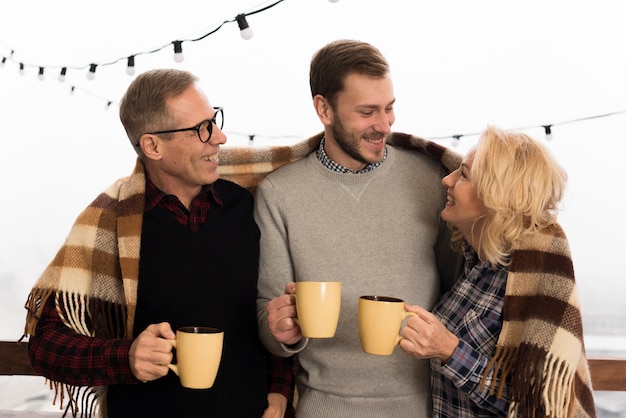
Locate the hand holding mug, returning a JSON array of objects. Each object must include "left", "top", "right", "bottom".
[
  {"left": 399, "top": 304, "right": 459, "bottom": 363},
  {"left": 129, "top": 322, "right": 176, "bottom": 383},
  {"left": 266, "top": 282, "right": 302, "bottom": 345}
]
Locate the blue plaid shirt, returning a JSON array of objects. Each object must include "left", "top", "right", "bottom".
[
  {"left": 316, "top": 136, "right": 386, "bottom": 173},
  {"left": 431, "top": 242, "right": 511, "bottom": 417}
]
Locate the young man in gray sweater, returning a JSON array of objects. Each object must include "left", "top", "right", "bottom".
[{"left": 255, "top": 39, "right": 461, "bottom": 418}]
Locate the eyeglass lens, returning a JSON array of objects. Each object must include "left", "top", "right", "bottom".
[{"left": 199, "top": 108, "right": 224, "bottom": 142}]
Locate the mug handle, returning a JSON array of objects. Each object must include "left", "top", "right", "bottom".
[
  {"left": 291, "top": 294, "right": 302, "bottom": 328},
  {"left": 396, "top": 311, "right": 418, "bottom": 345},
  {"left": 167, "top": 339, "right": 179, "bottom": 376}
]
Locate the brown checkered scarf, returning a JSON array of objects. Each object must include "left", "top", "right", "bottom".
[
  {"left": 22, "top": 132, "right": 457, "bottom": 416},
  {"left": 482, "top": 224, "right": 596, "bottom": 417},
  {"left": 23, "top": 131, "right": 594, "bottom": 417},
  {"left": 217, "top": 131, "right": 462, "bottom": 194}
]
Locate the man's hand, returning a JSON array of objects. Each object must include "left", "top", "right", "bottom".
[
  {"left": 129, "top": 322, "right": 175, "bottom": 382},
  {"left": 266, "top": 282, "right": 302, "bottom": 345},
  {"left": 262, "top": 393, "right": 288, "bottom": 418}
]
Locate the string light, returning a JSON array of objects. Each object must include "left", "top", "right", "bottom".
[
  {"left": 172, "top": 41, "right": 184, "bottom": 63},
  {"left": 38, "top": 67, "right": 45, "bottom": 80},
  {"left": 236, "top": 14, "right": 254, "bottom": 40},
  {"left": 0, "top": 0, "right": 294, "bottom": 94},
  {"left": 1, "top": 0, "right": 619, "bottom": 145},
  {"left": 87, "top": 63, "right": 97, "bottom": 80},
  {"left": 126, "top": 56, "right": 135, "bottom": 75},
  {"left": 543, "top": 125, "right": 553, "bottom": 141}
]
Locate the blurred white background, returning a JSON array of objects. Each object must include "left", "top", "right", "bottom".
[{"left": 1, "top": 0, "right": 625, "bottom": 413}]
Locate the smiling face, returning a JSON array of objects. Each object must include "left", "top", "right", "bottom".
[
  {"left": 441, "top": 148, "right": 488, "bottom": 244},
  {"left": 316, "top": 73, "right": 395, "bottom": 172},
  {"left": 139, "top": 85, "right": 226, "bottom": 207}
]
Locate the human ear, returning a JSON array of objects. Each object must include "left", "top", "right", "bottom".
[
  {"left": 138, "top": 134, "right": 162, "bottom": 161},
  {"left": 313, "top": 95, "right": 332, "bottom": 125}
]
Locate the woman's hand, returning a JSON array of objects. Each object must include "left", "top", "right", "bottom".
[{"left": 399, "top": 305, "right": 459, "bottom": 363}]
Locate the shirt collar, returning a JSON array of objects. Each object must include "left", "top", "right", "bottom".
[
  {"left": 144, "top": 177, "right": 222, "bottom": 213},
  {"left": 316, "top": 136, "right": 386, "bottom": 174}
]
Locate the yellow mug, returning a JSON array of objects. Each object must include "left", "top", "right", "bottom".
[
  {"left": 168, "top": 326, "right": 224, "bottom": 389},
  {"left": 358, "top": 295, "right": 416, "bottom": 355},
  {"left": 294, "top": 281, "right": 341, "bottom": 338}
]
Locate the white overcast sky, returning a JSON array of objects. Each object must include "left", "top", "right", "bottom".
[{"left": 1, "top": 0, "right": 625, "bottom": 339}]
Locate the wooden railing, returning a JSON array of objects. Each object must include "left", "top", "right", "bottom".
[
  {"left": 588, "top": 357, "right": 626, "bottom": 391},
  {"left": 0, "top": 341, "right": 36, "bottom": 376},
  {"left": 1, "top": 341, "right": 625, "bottom": 391}
]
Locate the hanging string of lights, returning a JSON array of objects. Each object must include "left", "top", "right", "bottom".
[
  {"left": 0, "top": 0, "right": 293, "bottom": 81},
  {"left": 435, "top": 110, "right": 626, "bottom": 146},
  {"left": 1, "top": 0, "right": 623, "bottom": 145}
]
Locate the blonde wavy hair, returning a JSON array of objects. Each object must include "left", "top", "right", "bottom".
[{"left": 451, "top": 126, "right": 567, "bottom": 266}]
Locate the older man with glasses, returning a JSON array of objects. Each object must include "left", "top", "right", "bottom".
[{"left": 23, "top": 69, "right": 294, "bottom": 418}]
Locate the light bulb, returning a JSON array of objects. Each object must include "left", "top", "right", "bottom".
[
  {"left": 0, "top": 57, "right": 6, "bottom": 67},
  {"left": 543, "top": 125, "right": 553, "bottom": 141},
  {"left": 19, "top": 63, "right": 24, "bottom": 75},
  {"left": 173, "top": 41, "right": 184, "bottom": 63},
  {"left": 87, "top": 63, "right": 97, "bottom": 80},
  {"left": 126, "top": 56, "right": 136, "bottom": 75},
  {"left": 236, "top": 14, "right": 254, "bottom": 40},
  {"left": 451, "top": 135, "right": 461, "bottom": 147},
  {"left": 38, "top": 67, "right": 45, "bottom": 81},
  {"left": 58, "top": 67, "right": 67, "bottom": 82}
]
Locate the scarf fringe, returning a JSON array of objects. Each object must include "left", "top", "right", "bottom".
[
  {"left": 26, "top": 289, "right": 128, "bottom": 340},
  {"left": 480, "top": 344, "right": 517, "bottom": 398},
  {"left": 24, "top": 289, "right": 126, "bottom": 417},
  {"left": 41, "top": 379, "right": 100, "bottom": 418},
  {"left": 58, "top": 293, "right": 93, "bottom": 337},
  {"left": 24, "top": 288, "right": 55, "bottom": 337},
  {"left": 481, "top": 344, "right": 576, "bottom": 417}
]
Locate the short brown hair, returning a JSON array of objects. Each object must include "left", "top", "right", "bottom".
[
  {"left": 119, "top": 69, "right": 198, "bottom": 149},
  {"left": 309, "top": 39, "right": 389, "bottom": 108}
]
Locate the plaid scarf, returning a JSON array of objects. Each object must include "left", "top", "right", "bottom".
[
  {"left": 23, "top": 131, "right": 594, "bottom": 417},
  {"left": 483, "top": 224, "right": 596, "bottom": 417},
  {"left": 217, "top": 131, "right": 461, "bottom": 193},
  {"left": 23, "top": 159, "right": 146, "bottom": 417}
]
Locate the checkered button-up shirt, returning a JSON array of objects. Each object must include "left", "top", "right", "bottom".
[{"left": 431, "top": 243, "right": 510, "bottom": 417}]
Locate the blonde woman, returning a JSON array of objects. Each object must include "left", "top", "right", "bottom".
[{"left": 400, "top": 126, "right": 596, "bottom": 417}]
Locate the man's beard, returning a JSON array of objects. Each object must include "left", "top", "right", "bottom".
[{"left": 330, "top": 117, "right": 387, "bottom": 167}]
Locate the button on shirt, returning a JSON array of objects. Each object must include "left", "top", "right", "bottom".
[{"left": 431, "top": 242, "right": 510, "bottom": 417}]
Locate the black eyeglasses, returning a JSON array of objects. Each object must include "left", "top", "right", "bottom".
[{"left": 147, "top": 107, "right": 224, "bottom": 143}]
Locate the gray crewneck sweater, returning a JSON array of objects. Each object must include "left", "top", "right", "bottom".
[{"left": 256, "top": 145, "right": 451, "bottom": 418}]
